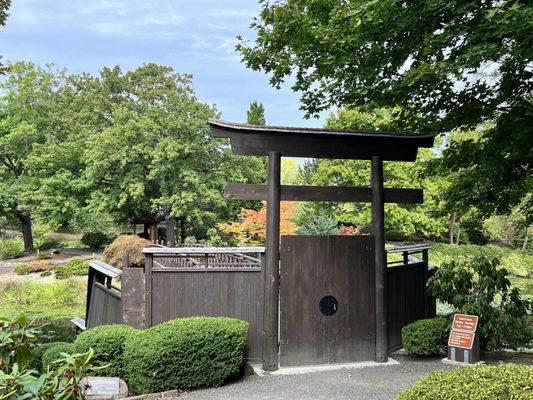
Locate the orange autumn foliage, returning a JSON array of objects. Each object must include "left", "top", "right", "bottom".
[{"left": 217, "top": 201, "right": 298, "bottom": 245}]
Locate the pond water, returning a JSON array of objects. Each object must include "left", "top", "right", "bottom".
[{"left": 35, "top": 318, "right": 78, "bottom": 343}]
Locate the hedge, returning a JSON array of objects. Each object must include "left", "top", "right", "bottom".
[
  {"left": 28, "top": 341, "right": 64, "bottom": 371},
  {"left": 396, "top": 363, "right": 533, "bottom": 399},
  {"left": 41, "top": 342, "right": 76, "bottom": 370},
  {"left": 123, "top": 317, "right": 249, "bottom": 395},
  {"left": 75, "top": 324, "right": 135, "bottom": 377},
  {"left": 402, "top": 317, "right": 450, "bottom": 356}
]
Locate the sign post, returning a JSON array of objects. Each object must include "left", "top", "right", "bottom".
[{"left": 446, "top": 314, "right": 480, "bottom": 364}]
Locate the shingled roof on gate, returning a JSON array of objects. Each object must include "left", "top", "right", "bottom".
[{"left": 209, "top": 119, "right": 435, "bottom": 162}]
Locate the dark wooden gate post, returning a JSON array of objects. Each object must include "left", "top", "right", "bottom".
[
  {"left": 144, "top": 252, "right": 153, "bottom": 328},
  {"left": 371, "top": 156, "right": 388, "bottom": 362},
  {"left": 263, "top": 151, "right": 281, "bottom": 371}
]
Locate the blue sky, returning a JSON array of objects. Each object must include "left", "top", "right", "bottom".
[{"left": 0, "top": 0, "right": 327, "bottom": 127}]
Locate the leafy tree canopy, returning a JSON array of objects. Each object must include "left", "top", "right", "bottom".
[
  {"left": 238, "top": 0, "right": 532, "bottom": 217},
  {"left": 302, "top": 107, "right": 448, "bottom": 237}
]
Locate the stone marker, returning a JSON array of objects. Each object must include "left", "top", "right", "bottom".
[{"left": 83, "top": 377, "right": 128, "bottom": 399}]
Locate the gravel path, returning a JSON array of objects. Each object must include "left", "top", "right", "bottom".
[{"left": 180, "top": 356, "right": 454, "bottom": 400}]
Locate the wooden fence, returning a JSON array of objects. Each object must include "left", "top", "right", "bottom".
[
  {"left": 83, "top": 243, "right": 435, "bottom": 360},
  {"left": 386, "top": 244, "right": 436, "bottom": 350},
  {"left": 85, "top": 261, "right": 123, "bottom": 329},
  {"left": 143, "top": 247, "right": 265, "bottom": 361}
]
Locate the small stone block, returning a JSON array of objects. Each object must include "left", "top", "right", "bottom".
[{"left": 83, "top": 377, "right": 128, "bottom": 399}]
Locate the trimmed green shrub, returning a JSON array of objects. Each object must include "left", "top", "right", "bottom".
[
  {"left": 401, "top": 318, "right": 450, "bottom": 356},
  {"left": 123, "top": 317, "right": 248, "bottom": 395},
  {"left": 29, "top": 341, "right": 63, "bottom": 372},
  {"left": 81, "top": 232, "right": 111, "bottom": 249},
  {"left": 396, "top": 363, "right": 533, "bottom": 400},
  {"left": 0, "top": 238, "right": 25, "bottom": 259},
  {"left": 54, "top": 258, "right": 90, "bottom": 279},
  {"left": 41, "top": 342, "right": 76, "bottom": 370},
  {"left": 74, "top": 324, "right": 135, "bottom": 377}
]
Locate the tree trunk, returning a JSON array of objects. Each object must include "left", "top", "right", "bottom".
[
  {"left": 523, "top": 227, "right": 529, "bottom": 251},
  {"left": 179, "top": 219, "right": 186, "bottom": 244},
  {"left": 450, "top": 213, "right": 456, "bottom": 244},
  {"left": 166, "top": 217, "right": 176, "bottom": 247},
  {"left": 17, "top": 212, "right": 33, "bottom": 251},
  {"left": 456, "top": 223, "right": 461, "bottom": 245}
]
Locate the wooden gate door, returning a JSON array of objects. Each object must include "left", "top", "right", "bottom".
[{"left": 279, "top": 235, "right": 375, "bottom": 366}]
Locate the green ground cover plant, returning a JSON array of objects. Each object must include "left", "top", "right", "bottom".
[
  {"left": 396, "top": 363, "right": 533, "bottom": 400},
  {"left": 0, "top": 238, "right": 25, "bottom": 259},
  {"left": 54, "top": 258, "right": 90, "bottom": 279},
  {"left": 123, "top": 317, "right": 248, "bottom": 394},
  {"left": 75, "top": 324, "right": 135, "bottom": 377},
  {"left": 0, "top": 280, "right": 86, "bottom": 320},
  {"left": 14, "top": 260, "right": 54, "bottom": 275},
  {"left": 401, "top": 318, "right": 450, "bottom": 356},
  {"left": 430, "top": 243, "right": 532, "bottom": 278},
  {"left": 428, "top": 256, "right": 532, "bottom": 351}
]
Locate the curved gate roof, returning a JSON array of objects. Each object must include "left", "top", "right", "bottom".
[{"left": 209, "top": 119, "right": 435, "bottom": 161}]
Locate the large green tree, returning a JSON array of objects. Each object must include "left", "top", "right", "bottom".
[
  {"left": 0, "top": 62, "right": 68, "bottom": 250},
  {"left": 0, "top": 0, "right": 10, "bottom": 72},
  {"left": 238, "top": 0, "right": 532, "bottom": 217}
]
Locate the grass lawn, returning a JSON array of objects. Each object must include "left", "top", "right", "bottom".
[{"left": 0, "top": 278, "right": 86, "bottom": 320}]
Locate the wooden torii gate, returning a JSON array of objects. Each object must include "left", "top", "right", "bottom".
[{"left": 209, "top": 119, "right": 435, "bottom": 370}]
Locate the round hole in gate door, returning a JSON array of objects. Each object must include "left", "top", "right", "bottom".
[{"left": 319, "top": 295, "right": 338, "bottom": 316}]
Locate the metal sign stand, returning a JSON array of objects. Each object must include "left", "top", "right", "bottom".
[{"left": 443, "top": 314, "right": 481, "bottom": 365}]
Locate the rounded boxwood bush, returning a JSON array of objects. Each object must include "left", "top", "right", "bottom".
[
  {"left": 75, "top": 324, "right": 135, "bottom": 377},
  {"left": 28, "top": 341, "right": 63, "bottom": 371},
  {"left": 397, "top": 363, "right": 533, "bottom": 399},
  {"left": 41, "top": 342, "right": 76, "bottom": 370},
  {"left": 402, "top": 317, "right": 450, "bottom": 356},
  {"left": 123, "top": 317, "right": 249, "bottom": 395}
]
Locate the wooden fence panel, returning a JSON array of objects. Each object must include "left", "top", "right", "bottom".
[
  {"left": 387, "top": 262, "right": 435, "bottom": 350},
  {"left": 149, "top": 268, "right": 263, "bottom": 361},
  {"left": 87, "top": 282, "right": 123, "bottom": 328}
]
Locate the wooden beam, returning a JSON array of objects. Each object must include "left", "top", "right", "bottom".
[
  {"left": 372, "top": 156, "right": 388, "bottom": 363},
  {"left": 224, "top": 184, "right": 423, "bottom": 204},
  {"left": 263, "top": 151, "right": 281, "bottom": 371}
]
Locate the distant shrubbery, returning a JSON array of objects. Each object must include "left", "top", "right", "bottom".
[
  {"left": 0, "top": 238, "right": 25, "bottom": 259},
  {"left": 402, "top": 318, "right": 450, "bottom": 356},
  {"left": 102, "top": 235, "right": 152, "bottom": 268},
  {"left": 81, "top": 231, "right": 112, "bottom": 249},
  {"left": 54, "top": 258, "right": 89, "bottom": 279},
  {"left": 430, "top": 243, "right": 532, "bottom": 277},
  {"left": 397, "top": 363, "right": 533, "bottom": 400}
]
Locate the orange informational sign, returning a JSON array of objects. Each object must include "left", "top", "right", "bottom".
[
  {"left": 448, "top": 330, "right": 475, "bottom": 350},
  {"left": 452, "top": 314, "right": 478, "bottom": 332}
]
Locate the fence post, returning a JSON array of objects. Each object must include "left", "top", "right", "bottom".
[{"left": 144, "top": 251, "right": 153, "bottom": 328}]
